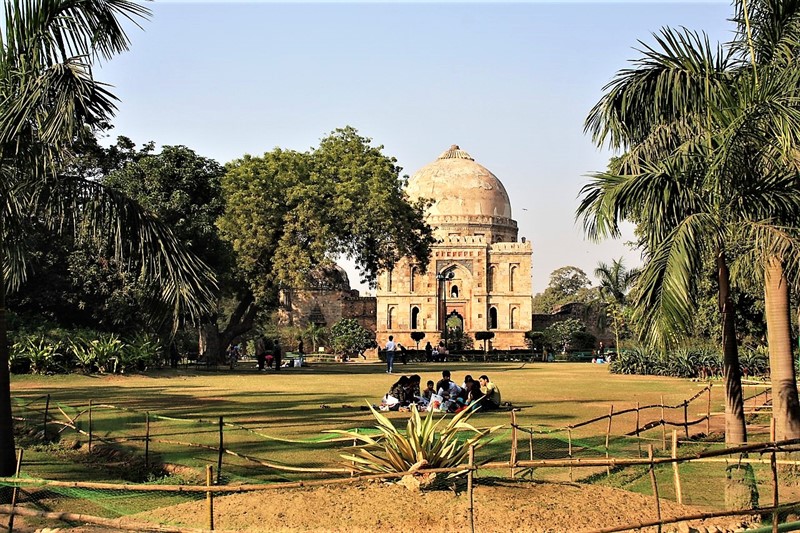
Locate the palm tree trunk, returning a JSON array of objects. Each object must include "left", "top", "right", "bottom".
[
  {"left": 0, "top": 229, "right": 17, "bottom": 476},
  {"left": 718, "top": 252, "right": 747, "bottom": 444},
  {"left": 764, "top": 256, "right": 800, "bottom": 441}
]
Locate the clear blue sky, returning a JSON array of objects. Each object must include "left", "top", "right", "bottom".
[{"left": 97, "top": 1, "right": 733, "bottom": 294}]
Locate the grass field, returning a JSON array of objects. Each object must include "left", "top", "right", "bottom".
[{"left": 8, "top": 361, "right": 790, "bottom": 519}]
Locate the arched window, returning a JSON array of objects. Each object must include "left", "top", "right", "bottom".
[
  {"left": 450, "top": 285, "right": 459, "bottom": 298},
  {"left": 387, "top": 270, "right": 393, "bottom": 292},
  {"left": 488, "top": 266, "right": 496, "bottom": 292},
  {"left": 411, "top": 307, "right": 420, "bottom": 330},
  {"left": 509, "top": 265, "right": 517, "bottom": 292},
  {"left": 489, "top": 307, "right": 498, "bottom": 329},
  {"left": 387, "top": 307, "right": 394, "bottom": 329},
  {"left": 410, "top": 266, "right": 417, "bottom": 293},
  {"left": 510, "top": 306, "right": 518, "bottom": 329}
]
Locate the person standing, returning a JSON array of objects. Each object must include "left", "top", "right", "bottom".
[
  {"left": 424, "top": 341, "right": 433, "bottom": 362},
  {"left": 273, "top": 338, "right": 282, "bottom": 372},
  {"left": 385, "top": 335, "right": 397, "bottom": 373},
  {"left": 398, "top": 343, "right": 408, "bottom": 365},
  {"left": 255, "top": 336, "right": 267, "bottom": 371}
]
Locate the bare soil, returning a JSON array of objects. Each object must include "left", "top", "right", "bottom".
[{"left": 132, "top": 480, "right": 759, "bottom": 533}]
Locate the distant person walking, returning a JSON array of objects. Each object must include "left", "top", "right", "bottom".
[
  {"left": 385, "top": 335, "right": 397, "bottom": 373},
  {"left": 425, "top": 341, "right": 433, "bottom": 362}
]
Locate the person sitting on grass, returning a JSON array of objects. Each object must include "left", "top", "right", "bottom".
[
  {"left": 421, "top": 380, "right": 436, "bottom": 403},
  {"left": 463, "top": 376, "right": 483, "bottom": 406},
  {"left": 479, "top": 374, "right": 502, "bottom": 410},
  {"left": 408, "top": 374, "right": 421, "bottom": 401},
  {"left": 384, "top": 375, "right": 412, "bottom": 410}
]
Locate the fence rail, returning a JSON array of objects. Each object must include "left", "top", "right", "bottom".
[{"left": 4, "top": 382, "right": 788, "bottom": 532}]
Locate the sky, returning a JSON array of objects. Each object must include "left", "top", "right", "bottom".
[{"left": 95, "top": 1, "right": 734, "bottom": 294}]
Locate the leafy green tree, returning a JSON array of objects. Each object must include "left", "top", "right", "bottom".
[
  {"left": 544, "top": 319, "right": 584, "bottom": 353},
  {"left": 218, "top": 127, "right": 435, "bottom": 335},
  {"left": 330, "top": 318, "right": 375, "bottom": 359},
  {"left": 0, "top": 1, "right": 216, "bottom": 476},
  {"left": 532, "top": 266, "right": 597, "bottom": 314},
  {"left": 100, "top": 141, "right": 255, "bottom": 361}
]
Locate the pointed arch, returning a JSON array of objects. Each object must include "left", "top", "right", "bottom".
[
  {"left": 411, "top": 306, "right": 420, "bottom": 330},
  {"left": 489, "top": 307, "right": 498, "bottom": 329}
]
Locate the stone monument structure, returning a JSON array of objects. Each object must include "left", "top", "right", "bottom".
[{"left": 375, "top": 145, "right": 533, "bottom": 350}]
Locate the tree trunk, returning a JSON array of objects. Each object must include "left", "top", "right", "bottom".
[
  {"left": 718, "top": 252, "right": 747, "bottom": 445},
  {"left": 764, "top": 256, "right": 800, "bottom": 441},
  {"left": 0, "top": 233, "right": 16, "bottom": 476},
  {"left": 198, "top": 292, "right": 258, "bottom": 364}
]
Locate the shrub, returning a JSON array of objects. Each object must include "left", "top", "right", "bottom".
[
  {"left": 328, "top": 404, "right": 500, "bottom": 476},
  {"left": 11, "top": 335, "right": 62, "bottom": 374},
  {"left": 91, "top": 334, "right": 124, "bottom": 374},
  {"left": 120, "top": 334, "right": 162, "bottom": 372}
]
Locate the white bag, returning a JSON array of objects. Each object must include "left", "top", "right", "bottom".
[
  {"left": 383, "top": 394, "right": 400, "bottom": 406},
  {"left": 429, "top": 393, "right": 444, "bottom": 411}
]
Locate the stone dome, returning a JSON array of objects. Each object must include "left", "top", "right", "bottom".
[
  {"left": 307, "top": 263, "right": 350, "bottom": 290},
  {"left": 406, "top": 145, "right": 512, "bottom": 219}
]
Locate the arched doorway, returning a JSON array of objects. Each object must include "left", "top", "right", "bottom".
[{"left": 446, "top": 311, "right": 467, "bottom": 351}]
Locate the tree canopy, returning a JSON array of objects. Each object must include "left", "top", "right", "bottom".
[{"left": 218, "top": 126, "right": 435, "bottom": 300}]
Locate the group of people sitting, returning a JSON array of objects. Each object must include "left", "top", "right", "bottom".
[{"left": 380, "top": 370, "right": 502, "bottom": 413}]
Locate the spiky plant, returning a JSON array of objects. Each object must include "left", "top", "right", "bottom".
[{"left": 328, "top": 404, "right": 500, "bottom": 476}]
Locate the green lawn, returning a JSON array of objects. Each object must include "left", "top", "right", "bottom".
[
  {"left": 8, "top": 362, "right": 788, "bottom": 514},
  {"left": 9, "top": 362, "right": 728, "bottom": 479}
]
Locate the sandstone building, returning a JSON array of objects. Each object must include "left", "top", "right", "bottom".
[
  {"left": 277, "top": 264, "right": 376, "bottom": 333},
  {"left": 375, "top": 145, "right": 532, "bottom": 350}
]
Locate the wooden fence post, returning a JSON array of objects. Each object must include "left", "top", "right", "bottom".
[
  {"left": 468, "top": 445, "right": 475, "bottom": 533},
  {"left": 648, "top": 445, "right": 662, "bottom": 532},
  {"left": 636, "top": 401, "right": 642, "bottom": 458},
  {"left": 217, "top": 416, "right": 224, "bottom": 484},
  {"left": 88, "top": 399, "right": 93, "bottom": 453},
  {"left": 43, "top": 394, "right": 50, "bottom": 440},
  {"left": 206, "top": 465, "right": 214, "bottom": 530},
  {"left": 510, "top": 410, "right": 518, "bottom": 479},
  {"left": 145, "top": 411, "right": 150, "bottom": 471},
  {"left": 683, "top": 400, "right": 689, "bottom": 439},
  {"left": 7, "top": 448, "right": 23, "bottom": 533},
  {"left": 605, "top": 405, "right": 614, "bottom": 476},
  {"left": 660, "top": 395, "right": 666, "bottom": 451},
  {"left": 671, "top": 430, "right": 683, "bottom": 505},
  {"left": 706, "top": 386, "right": 712, "bottom": 436},
  {"left": 567, "top": 428, "right": 573, "bottom": 482}
]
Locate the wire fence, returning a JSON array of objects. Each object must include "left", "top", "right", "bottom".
[{"left": 4, "top": 384, "right": 797, "bottom": 532}]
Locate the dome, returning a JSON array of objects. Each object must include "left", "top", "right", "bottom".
[
  {"left": 306, "top": 263, "right": 351, "bottom": 290},
  {"left": 406, "top": 145, "right": 512, "bottom": 219}
]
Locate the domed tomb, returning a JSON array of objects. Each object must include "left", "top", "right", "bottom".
[{"left": 405, "top": 145, "right": 517, "bottom": 242}]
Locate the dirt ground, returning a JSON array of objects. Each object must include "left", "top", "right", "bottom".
[{"left": 128, "top": 480, "right": 758, "bottom": 533}]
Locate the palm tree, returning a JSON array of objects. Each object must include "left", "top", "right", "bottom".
[
  {"left": 578, "top": 22, "right": 800, "bottom": 444},
  {"left": 594, "top": 257, "right": 639, "bottom": 352},
  {"left": 731, "top": 0, "right": 800, "bottom": 442},
  {"left": 0, "top": 0, "right": 217, "bottom": 476}
]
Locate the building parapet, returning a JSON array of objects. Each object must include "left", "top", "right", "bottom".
[
  {"left": 429, "top": 214, "right": 518, "bottom": 228},
  {"left": 490, "top": 241, "right": 532, "bottom": 252}
]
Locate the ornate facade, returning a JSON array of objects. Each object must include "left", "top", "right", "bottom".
[{"left": 376, "top": 146, "right": 533, "bottom": 350}]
